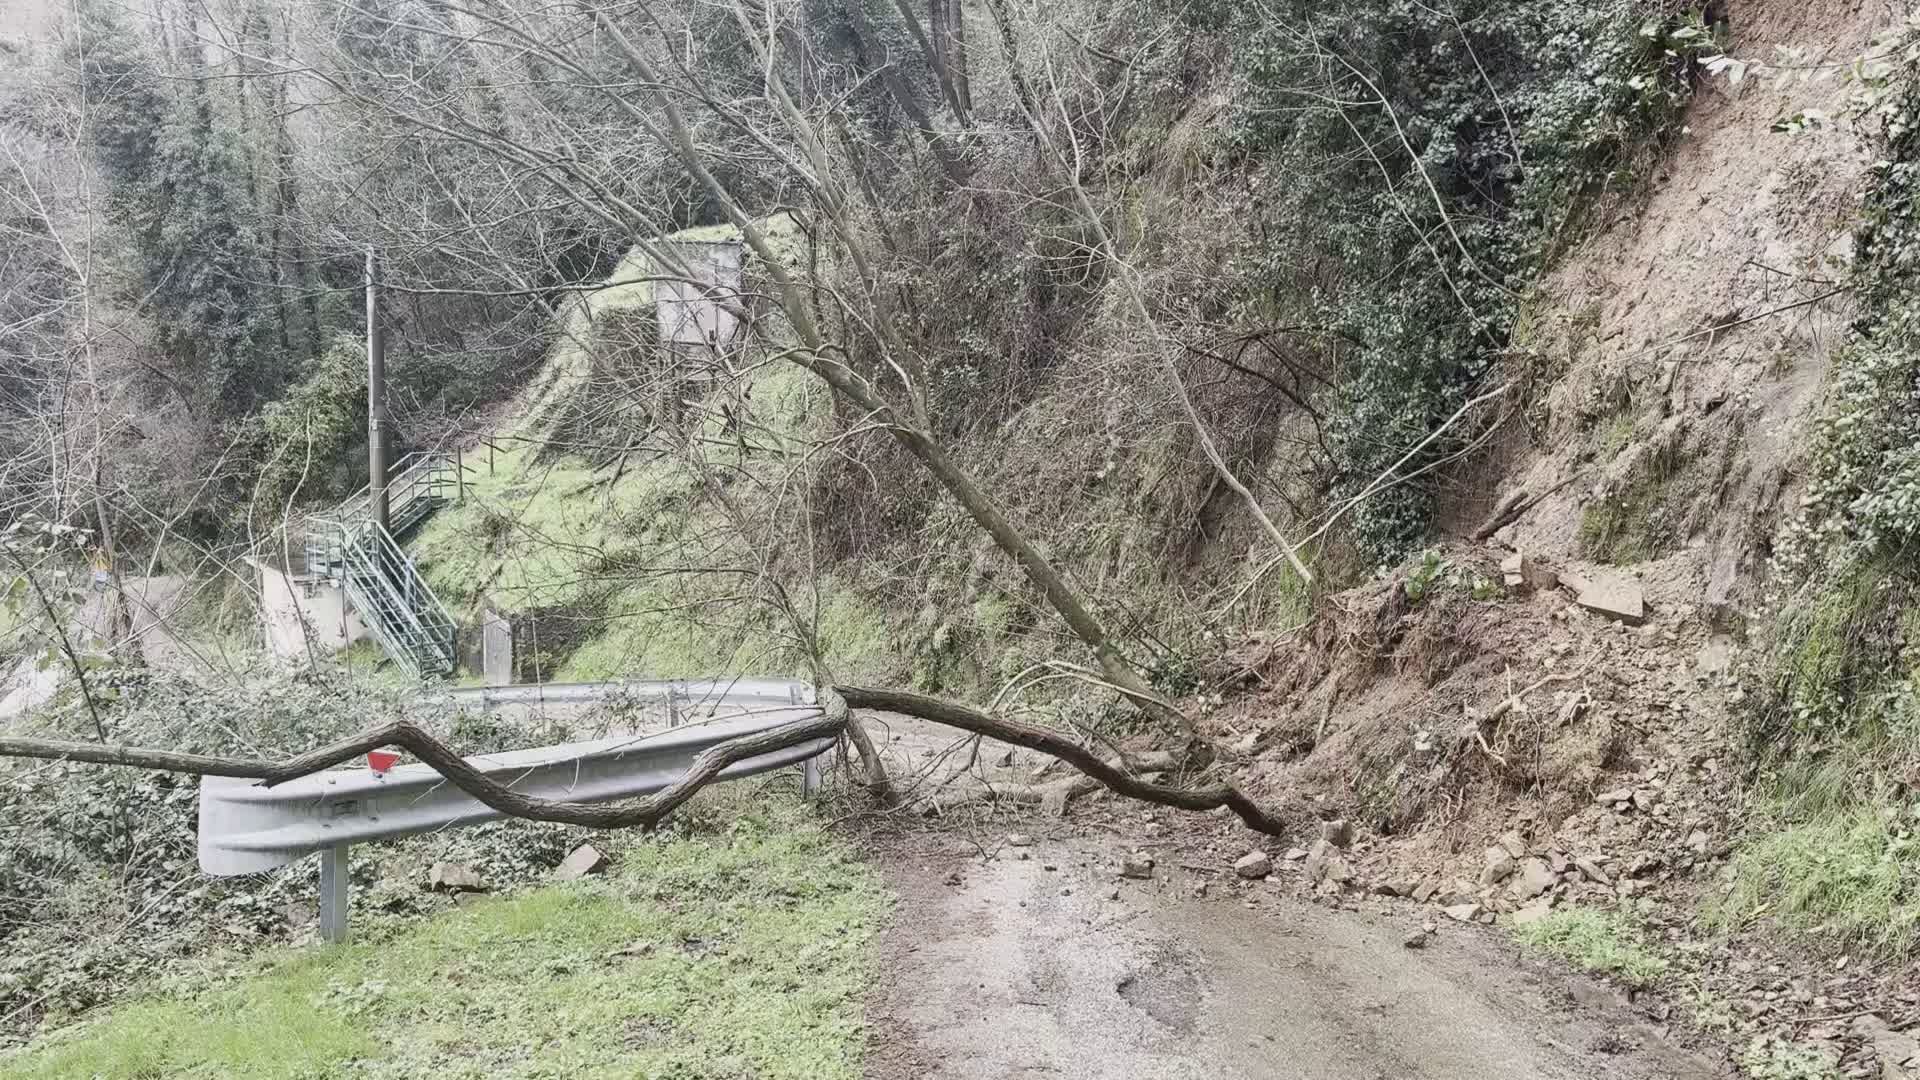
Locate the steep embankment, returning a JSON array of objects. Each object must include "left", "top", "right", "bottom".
[
  {"left": 411, "top": 218, "right": 900, "bottom": 685},
  {"left": 1194, "top": 3, "right": 1920, "bottom": 1075},
  {"left": 1232, "top": 0, "right": 1879, "bottom": 844}
]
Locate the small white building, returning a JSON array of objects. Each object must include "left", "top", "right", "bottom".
[{"left": 654, "top": 239, "right": 745, "bottom": 353}]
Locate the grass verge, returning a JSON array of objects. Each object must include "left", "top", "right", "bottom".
[
  {"left": 1514, "top": 906, "right": 1669, "bottom": 987},
  {"left": 1708, "top": 752, "right": 1920, "bottom": 957},
  {"left": 1, "top": 802, "right": 890, "bottom": 1079}
]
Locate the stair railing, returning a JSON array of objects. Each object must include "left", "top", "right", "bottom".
[
  {"left": 310, "top": 514, "right": 457, "bottom": 678},
  {"left": 334, "top": 452, "right": 454, "bottom": 535}
]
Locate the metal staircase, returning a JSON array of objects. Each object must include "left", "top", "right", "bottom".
[{"left": 306, "top": 452, "right": 459, "bottom": 679}]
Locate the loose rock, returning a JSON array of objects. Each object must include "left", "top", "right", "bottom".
[
  {"left": 1511, "top": 859, "right": 1557, "bottom": 900},
  {"left": 429, "top": 862, "right": 487, "bottom": 893},
  {"left": 1234, "top": 850, "right": 1273, "bottom": 880},
  {"left": 554, "top": 844, "right": 610, "bottom": 881},
  {"left": 1481, "top": 847, "right": 1517, "bottom": 886},
  {"left": 1575, "top": 858, "right": 1613, "bottom": 885},
  {"left": 1575, "top": 575, "right": 1646, "bottom": 625},
  {"left": 1850, "top": 1014, "right": 1919, "bottom": 1080},
  {"left": 1119, "top": 856, "right": 1155, "bottom": 880},
  {"left": 1511, "top": 898, "right": 1555, "bottom": 927},
  {"left": 1303, "top": 838, "right": 1334, "bottom": 882}
]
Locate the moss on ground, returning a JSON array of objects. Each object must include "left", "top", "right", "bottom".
[
  {"left": 403, "top": 214, "right": 910, "bottom": 688},
  {"left": 1, "top": 803, "right": 890, "bottom": 1079},
  {"left": 1739, "top": 1036, "right": 1843, "bottom": 1080}
]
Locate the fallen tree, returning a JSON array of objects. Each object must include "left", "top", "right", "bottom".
[
  {"left": 835, "top": 687, "right": 1288, "bottom": 834},
  {"left": 0, "top": 686, "right": 1291, "bottom": 836}
]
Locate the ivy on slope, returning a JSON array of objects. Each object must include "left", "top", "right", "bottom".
[
  {"left": 1759, "top": 14, "right": 1920, "bottom": 746},
  {"left": 1220, "top": 0, "right": 1706, "bottom": 562}
]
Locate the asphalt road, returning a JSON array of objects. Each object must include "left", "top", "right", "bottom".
[{"left": 859, "top": 715, "right": 1726, "bottom": 1080}]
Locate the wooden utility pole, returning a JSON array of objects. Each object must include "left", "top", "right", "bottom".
[{"left": 366, "top": 246, "right": 389, "bottom": 531}]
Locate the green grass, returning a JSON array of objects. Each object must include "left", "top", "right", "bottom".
[
  {"left": 406, "top": 270, "right": 902, "bottom": 686},
  {"left": 2, "top": 804, "right": 891, "bottom": 1079},
  {"left": 1598, "top": 412, "right": 1636, "bottom": 459},
  {"left": 1514, "top": 907, "right": 1669, "bottom": 986},
  {"left": 1767, "top": 565, "right": 1897, "bottom": 739},
  {"left": 1712, "top": 796, "right": 1920, "bottom": 956}
]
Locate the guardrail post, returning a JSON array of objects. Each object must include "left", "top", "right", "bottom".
[
  {"left": 319, "top": 843, "right": 350, "bottom": 944},
  {"left": 802, "top": 752, "right": 824, "bottom": 798}
]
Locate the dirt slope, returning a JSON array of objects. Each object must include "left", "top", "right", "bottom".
[{"left": 1473, "top": 0, "right": 1882, "bottom": 619}]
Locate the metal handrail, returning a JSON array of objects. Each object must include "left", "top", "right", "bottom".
[
  {"left": 314, "top": 515, "right": 457, "bottom": 678},
  {"left": 335, "top": 452, "right": 451, "bottom": 528},
  {"left": 301, "top": 451, "right": 460, "bottom": 680},
  {"left": 325, "top": 521, "right": 427, "bottom": 679},
  {"left": 349, "top": 520, "right": 455, "bottom": 656}
]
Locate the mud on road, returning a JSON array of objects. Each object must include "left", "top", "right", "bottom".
[{"left": 863, "top": 829, "right": 1725, "bottom": 1080}]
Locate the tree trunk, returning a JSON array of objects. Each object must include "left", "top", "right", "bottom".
[{"left": 598, "top": 11, "right": 1189, "bottom": 734}]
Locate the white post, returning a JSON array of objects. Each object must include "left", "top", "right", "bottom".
[{"left": 319, "top": 844, "right": 350, "bottom": 944}]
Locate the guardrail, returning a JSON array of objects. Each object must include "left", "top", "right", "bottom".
[
  {"left": 199, "top": 699, "right": 834, "bottom": 942},
  {"left": 442, "top": 677, "right": 814, "bottom": 717}
]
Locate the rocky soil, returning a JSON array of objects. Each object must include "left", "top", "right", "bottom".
[{"left": 1181, "top": 543, "right": 1919, "bottom": 1079}]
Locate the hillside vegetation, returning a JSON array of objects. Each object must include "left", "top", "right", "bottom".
[{"left": 2, "top": 0, "right": 1919, "bottom": 1074}]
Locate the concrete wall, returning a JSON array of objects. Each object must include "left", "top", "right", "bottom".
[{"left": 252, "top": 559, "right": 367, "bottom": 661}]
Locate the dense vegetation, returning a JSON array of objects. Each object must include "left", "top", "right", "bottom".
[
  {"left": 1726, "top": 14, "right": 1920, "bottom": 957},
  {"left": 0, "top": 0, "right": 1699, "bottom": 596},
  {"left": 10, "top": 0, "right": 1919, "bottom": 1062},
  {"left": 1224, "top": 0, "right": 1708, "bottom": 559},
  {"left": 1760, "top": 14, "right": 1920, "bottom": 748}
]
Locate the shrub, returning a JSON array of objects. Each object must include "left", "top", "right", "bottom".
[{"left": 1226, "top": 0, "right": 1704, "bottom": 562}]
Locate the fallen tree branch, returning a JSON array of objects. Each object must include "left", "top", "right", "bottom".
[
  {"left": 1470, "top": 472, "right": 1585, "bottom": 540},
  {"left": 835, "top": 685, "right": 1291, "bottom": 835},
  {"left": 0, "top": 686, "right": 1292, "bottom": 836},
  {"left": 0, "top": 737, "right": 272, "bottom": 778},
  {"left": 1, "top": 695, "right": 851, "bottom": 831}
]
